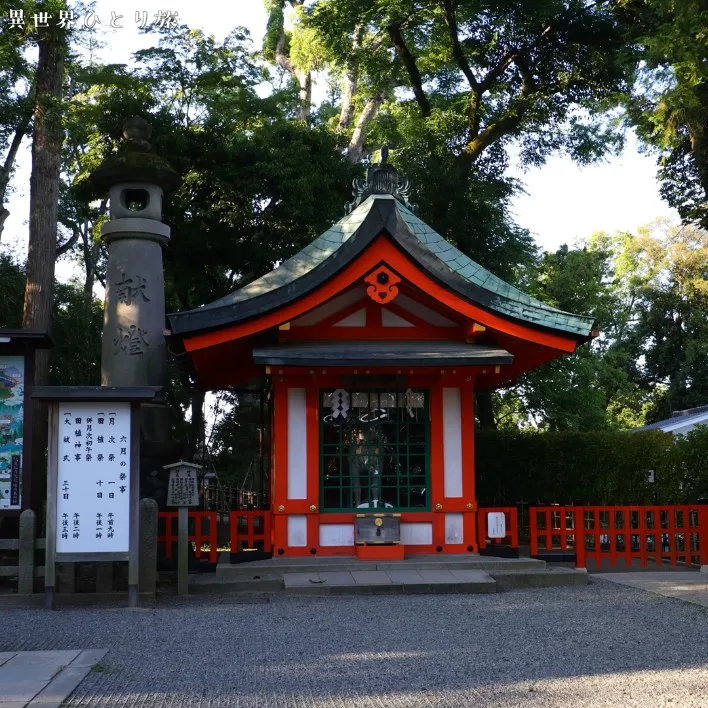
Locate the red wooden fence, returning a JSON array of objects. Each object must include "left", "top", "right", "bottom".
[
  {"left": 158, "top": 510, "right": 272, "bottom": 562},
  {"left": 477, "top": 507, "right": 519, "bottom": 551},
  {"left": 158, "top": 511, "right": 219, "bottom": 563},
  {"left": 530, "top": 505, "right": 708, "bottom": 569},
  {"left": 229, "top": 510, "right": 272, "bottom": 553}
]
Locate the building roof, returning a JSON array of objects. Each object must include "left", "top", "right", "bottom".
[
  {"left": 0, "top": 329, "right": 53, "bottom": 349},
  {"left": 252, "top": 341, "right": 513, "bottom": 368},
  {"left": 168, "top": 190, "right": 595, "bottom": 341},
  {"left": 31, "top": 386, "right": 162, "bottom": 401},
  {"left": 633, "top": 405, "right": 708, "bottom": 436}
]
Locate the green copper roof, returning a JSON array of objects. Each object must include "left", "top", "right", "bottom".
[
  {"left": 201, "top": 200, "right": 375, "bottom": 309},
  {"left": 168, "top": 194, "right": 594, "bottom": 339}
]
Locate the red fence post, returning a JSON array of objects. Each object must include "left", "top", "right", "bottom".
[
  {"left": 529, "top": 507, "right": 538, "bottom": 557},
  {"left": 507, "top": 507, "right": 519, "bottom": 549},
  {"left": 477, "top": 511, "right": 487, "bottom": 551},
  {"left": 574, "top": 507, "right": 586, "bottom": 569},
  {"left": 157, "top": 511, "right": 177, "bottom": 560},
  {"left": 699, "top": 505, "right": 708, "bottom": 570}
]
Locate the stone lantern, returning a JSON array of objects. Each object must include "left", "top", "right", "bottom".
[{"left": 89, "top": 117, "right": 178, "bottom": 445}]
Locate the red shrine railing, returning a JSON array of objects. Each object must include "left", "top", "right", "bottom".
[
  {"left": 229, "top": 510, "right": 272, "bottom": 553},
  {"left": 158, "top": 511, "right": 220, "bottom": 563},
  {"left": 477, "top": 507, "right": 519, "bottom": 551},
  {"left": 158, "top": 510, "right": 272, "bottom": 562},
  {"left": 530, "top": 505, "right": 708, "bottom": 569}
]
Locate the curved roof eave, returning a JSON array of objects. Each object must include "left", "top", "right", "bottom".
[{"left": 167, "top": 195, "right": 595, "bottom": 342}]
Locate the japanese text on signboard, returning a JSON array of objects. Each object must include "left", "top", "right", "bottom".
[{"left": 56, "top": 402, "right": 131, "bottom": 553}]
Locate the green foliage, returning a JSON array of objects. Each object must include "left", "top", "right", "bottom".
[
  {"left": 673, "top": 426, "right": 708, "bottom": 503},
  {"left": 368, "top": 101, "right": 538, "bottom": 277},
  {"left": 0, "top": 253, "right": 25, "bottom": 327},
  {"left": 263, "top": 0, "right": 287, "bottom": 61},
  {"left": 475, "top": 428, "right": 706, "bottom": 505},
  {"left": 618, "top": 0, "right": 708, "bottom": 226},
  {"left": 208, "top": 391, "right": 268, "bottom": 487},
  {"left": 49, "top": 279, "right": 102, "bottom": 385},
  {"left": 0, "top": 254, "right": 103, "bottom": 385}
]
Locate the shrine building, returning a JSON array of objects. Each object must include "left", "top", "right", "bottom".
[{"left": 167, "top": 158, "right": 595, "bottom": 559}]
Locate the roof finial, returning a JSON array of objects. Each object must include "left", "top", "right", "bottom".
[{"left": 345, "top": 146, "right": 415, "bottom": 214}]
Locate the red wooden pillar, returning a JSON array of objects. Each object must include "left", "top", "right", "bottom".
[{"left": 699, "top": 505, "right": 708, "bottom": 569}]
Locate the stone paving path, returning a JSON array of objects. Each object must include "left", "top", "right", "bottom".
[
  {"left": 0, "top": 650, "right": 106, "bottom": 708},
  {"left": 1, "top": 579, "right": 707, "bottom": 707},
  {"left": 595, "top": 570, "right": 708, "bottom": 608}
]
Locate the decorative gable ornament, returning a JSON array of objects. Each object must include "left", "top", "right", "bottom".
[{"left": 364, "top": 265, "right": 401, "bottom": 304}]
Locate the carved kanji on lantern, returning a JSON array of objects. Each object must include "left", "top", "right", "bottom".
[{"left": 364, "top": 265, "right": 401, "bottom": 304}]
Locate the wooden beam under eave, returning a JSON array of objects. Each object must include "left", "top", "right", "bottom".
[{"left": 464, "top": 322, "right": 487, "bottom": 342}]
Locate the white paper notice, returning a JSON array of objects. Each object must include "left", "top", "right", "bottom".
[
  {"left": 55, "top": 402, "right": 131, "bottom": 554},
  {"left": 487, "top": 512, "right": 507, "bottom": 539}
]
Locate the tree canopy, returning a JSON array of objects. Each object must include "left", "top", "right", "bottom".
[{"left": 0, "top": 0, "right": 707, "bottom": 488}]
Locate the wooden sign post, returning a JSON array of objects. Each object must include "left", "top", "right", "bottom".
[
  {"left": 32, "top": 386, "right": 161, "bottom": 609},
  {"left": 164, "top": 461, "right": 201, "bottom": 596}
]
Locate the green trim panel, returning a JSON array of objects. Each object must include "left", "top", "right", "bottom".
[{"left": 320, "top": 388, "right": 430, "bottom": 513}]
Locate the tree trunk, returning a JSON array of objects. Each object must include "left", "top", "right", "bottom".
[
  {"left": 475, "top": 390, "right": 497, "bottom": 429},
  {"left": 347, "top": 94, "right": 385, "bottom": 163},
  {"left": 21, "top": 24, "right": 66, "bottom": 511},
  {"left": 188, "top": 390, "right": 206, "bottom": 458},
  {"left": 337, "top": 66, "right": 358, "bottom": 133},
  {"left": 274, "top": 20, "right": 312, "bottom": 123},
  {"left": 22, "top": 29, "right": 66, "bottom": 360},
  {"left": 294, "top": 68, "right": 312, "bottom": 122}
]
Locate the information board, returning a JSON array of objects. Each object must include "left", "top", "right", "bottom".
[
  {"left": 55, "top": 401, "right": 131, "bottom": 554},
  {"left": 0, "top": 355, "right": 24, "bottom": 510},
  {"left": 166, "top": 466, "right": 200, "bottom": 507}
]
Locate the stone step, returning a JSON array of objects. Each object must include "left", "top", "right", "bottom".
[
  {"left": 213, "top": 555, "right": 546, "bottom": 582},
  {"left": 489, "top": 568, "right": 588, "bottom": 589},
  {"left": 282, "top": 568, "right": 498, "bottom": 595},
  {"left": 188, "top": 565, "right": 588, "bottom": 596}
]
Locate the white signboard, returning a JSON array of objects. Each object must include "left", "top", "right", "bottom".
[
  {"left": 166, "top": 467, "right": 200, "bottom": 507},
  {"left": 487, "top": 511, "right": 507, "bottom": 539},
  {"left": 56, "top": 402, "right": 131, "bottom": 554}
]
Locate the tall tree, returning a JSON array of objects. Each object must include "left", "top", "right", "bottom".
[
  {"left": 617, "top": 0, "right": 708, "bottom": 228},
  {"left": 263, "top": 0, "right": 314, "bottom": 121},
  {"left": 22, "top": 0, "right": 70, "bottom": 382},
  {"left": 308, "top": 0, "right": 635, "bottom": 234}
]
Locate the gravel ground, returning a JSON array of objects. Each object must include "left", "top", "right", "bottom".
[{"left": 1, "top": 577, "right": 707, "bottom": 707}]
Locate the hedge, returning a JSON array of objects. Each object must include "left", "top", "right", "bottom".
[{"left": 475, "top": 427, "right": 708, "bottom": 506}]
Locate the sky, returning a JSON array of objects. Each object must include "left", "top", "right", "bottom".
[{"left": 1, "top": 0, "right": 678, "bottom": 279}]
